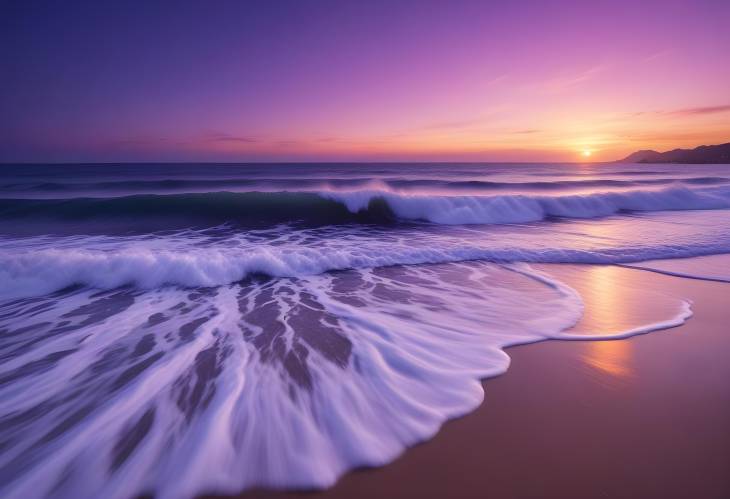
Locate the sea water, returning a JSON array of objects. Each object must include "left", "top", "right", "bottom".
[{"left": 0, "top": 162, "right": 728, "bottom": 498}]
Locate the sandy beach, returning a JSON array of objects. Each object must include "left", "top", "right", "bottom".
[{"left": 215, "top": 264, "right": 730, "bottom": 499}]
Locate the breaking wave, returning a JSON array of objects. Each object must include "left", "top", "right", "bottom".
[
  {"left": 323, "top": 184, "right": 730, "bottom": 224},
  {"left": 3, "top": 227, "right": 730, "bottom": 300},
  {"left": 2, "top": 184, "right": 730, "bottom": 229}
]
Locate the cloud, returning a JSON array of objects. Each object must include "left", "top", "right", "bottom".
[
  {"left": 201, "top": 132, "right": 258, "bottom": 143},
  {"left": 486, "top": 74, "right": 508, "bottom": 85},
  {"left": 618, "top": 130, "right": 728, "bottom": 143},
  {"left": 420, "top": 118, "right": 483, "bottom": 131},
  {"left": 642, "top": 49, "right": 672, "bottom": 63},
  {"left": 613, "top": 104, "right": 730, "bottom": 123},
  {"left": 538, "top": 65, "right": 607, "bottom": 93},
  {"left": 109, "top": 136, "right": 171, "bottom": 147},
  {"left": 108, "top": 132, "right": 259, "bottom": 151},
  {"left": 665, "top": 105, "right": 730, "bottom": 117}
]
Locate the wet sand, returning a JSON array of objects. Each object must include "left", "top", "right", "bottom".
[{"left": 208, "top": 264, "right": 730, "bottom": 499}]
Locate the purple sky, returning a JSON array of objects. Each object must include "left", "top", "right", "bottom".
[{"left": 2, "top": 0, "right": 729, "bottom": 162}]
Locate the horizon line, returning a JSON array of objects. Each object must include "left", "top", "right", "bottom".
[{"left": 1, "top": 160, "right": 619, "bottom": 166}]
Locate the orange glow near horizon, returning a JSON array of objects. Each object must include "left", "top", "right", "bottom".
[{"left": 163, "top": 100, "right": 730, "bottom": 163}]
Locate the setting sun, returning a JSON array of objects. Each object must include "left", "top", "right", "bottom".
[{"left": 582, "top": 150, "right": 593, "bottom": 158}]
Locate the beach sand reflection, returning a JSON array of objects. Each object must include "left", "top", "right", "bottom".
[{"left": 543, "top": 264, "right": 684, "bottom": 378}]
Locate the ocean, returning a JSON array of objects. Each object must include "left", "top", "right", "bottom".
[{"left": 1, "top": 162, "right": 730, "bottom": 498}]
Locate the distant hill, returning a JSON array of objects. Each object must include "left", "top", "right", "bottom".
[{"left": 618, "top": 142, "right": 730, "bottom": 163}]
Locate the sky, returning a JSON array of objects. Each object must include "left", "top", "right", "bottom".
[{"left": 1, "top": 0, "right": 729, "bottom": 163}]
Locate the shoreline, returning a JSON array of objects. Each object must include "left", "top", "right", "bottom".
[{"left": 207, "top": 263, "right": 730, "bottom": 499}]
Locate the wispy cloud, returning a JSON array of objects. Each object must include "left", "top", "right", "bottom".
[
  {"left": 615, "top": 104, "right": 730, "bottom": 122},
  {"left": 664, "top": 104, "right": 730, "bottom": 117},
  {"left": 109, "top": 132, "right": 260, "bottom": 150},
  {"left": 486, "top": 74, "right": 508, "bottom": 85},
  {"left": 618, "top": 130, "right": 728, "bottom": 144},
  {"left": 642, "top": 49, "right": 672, "bottom": 63},
  {"left": 538, "top": 65, "right": 607, "bottom": 93},
  {"left": 420, "top": 118, "right": 484, "bottom": 131},
  {"left": 201, "top": 132, "right": 258, "bottom": 143},
  {"left": 109, "top": 136, "right": 172, "bottom": 147}
]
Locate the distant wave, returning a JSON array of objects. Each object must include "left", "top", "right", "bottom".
[
  {"left": 0, "top": 192, "right": 396, "bottom": 228},
  {"left": 390, "top": 176, "right": 730, "bottom": 190},
  {"left": 2, "top": 184, "right": 730, "bottom": 230},
  {"left": 2, "top": 175, "right": 728, "bottom": 195}
]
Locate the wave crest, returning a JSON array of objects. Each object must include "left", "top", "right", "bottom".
[
  {"left": 2, "top": 185, "right": 730, "bottom": 230},
  {"left": 324, "top": 185, "right": 730, "bottom": 224}
]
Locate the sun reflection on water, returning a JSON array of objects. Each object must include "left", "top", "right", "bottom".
[{"left": 578, "top": 266, "right": 635, "bottom": 378}]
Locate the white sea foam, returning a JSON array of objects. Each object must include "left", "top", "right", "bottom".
[
  {"left": 3, "top": 209, "right": 730, "bottom": 300},
  {"left": 621, "top": 254, "right": 730, "bottom": 283},
  {"left": 0, "top": 242, "right": 722, "bottom": 301},
  {"left": 0, "top": 262, "right": 693, "bottom": 499}
]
